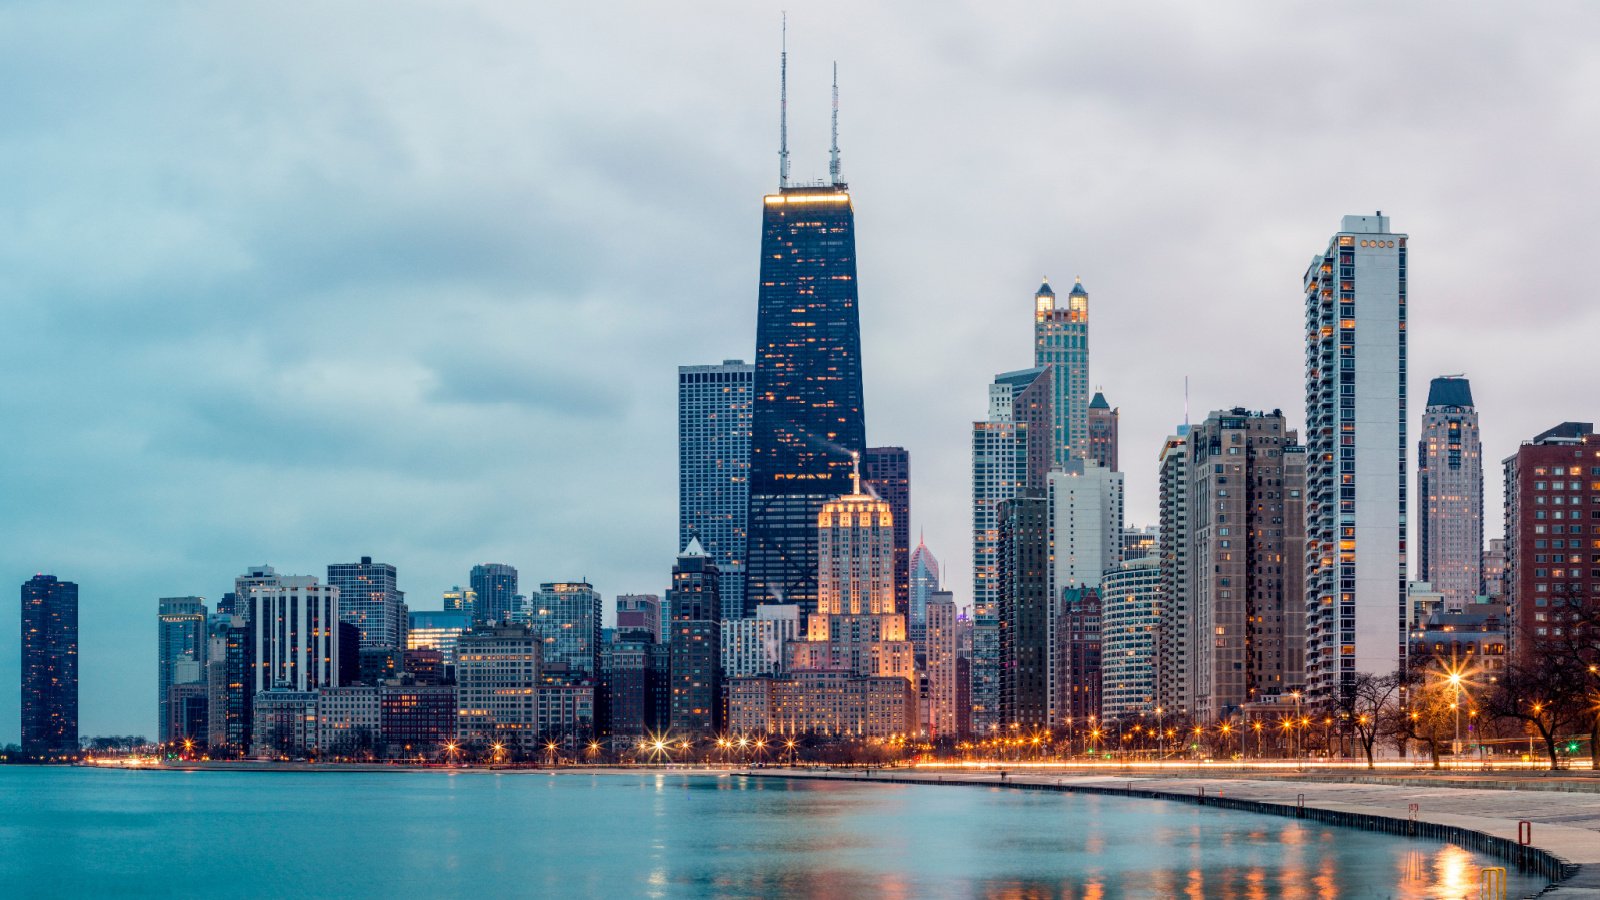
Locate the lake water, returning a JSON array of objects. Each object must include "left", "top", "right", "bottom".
[{"left": 0, "top": 768, "right": 1546, "bottom": 898}]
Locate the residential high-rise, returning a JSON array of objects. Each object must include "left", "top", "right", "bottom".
[
  {"left": 667, "top": 541, "right": 721, "bottom": 739},
  {"left": 600, "top": 636, "right": 662, "bottom": 747},
  {"left": 21, "top": 575, "right": 78, "bottom": 757},
  {"left": 1057, "top": 587, "right": 1102, "bottom": 727},
  {"left": 1034, "top": 277, "right": 1091, "bottom": 465},
  {"left": 1122, "top": 526, "right": 1159, "bottom": 564},
  {"left": 679, "top": 360, "right": 754, "bottom": 619},
  {"left": 1482, "top": 538, "right": 1507, "bottom": 599},
  {"left": 970, "top": 369, "right": 1045, "bottom": 736},
  {"left": 721, "top": 604, "right": 801, "bottom": 679},
  {"left": 442, "top": 585, "right": 476, "bottom": 618},
  {"left": 469, "top": 563, "right": 518, "bottom": 627},
  {"left": 615, "top": 594, "right": 661, "bottom": 642},
  {"left": 1099, "top": 557, "right": 1161, "bottom": 721},
  {"left": 1185, "top": 409, "right": 1306, "bottom": 720},
  {"left": 528, "top": 582, "right": 602, "bottom": 679},
  {"left": 1155, "top": 428, "right": 1192, "bottom": 717},
  {"left": 863, "top": 446, "right": 911, "bottom": 622},
  {"left": 1418, "top": 376, "right": 1483, "bottom": 612},
  {"left": 328, "top": 557, "right": 406, "bottom": 652},
  {"left": 157, "top": 596, "right": 208, "bottom": 744},
  {"left": 746, "top": 183, "right": 867, "bottom": 619},
  {"left": 456, "top": 623, "right": 542, "bottom": 753},
  {"left": 1301, "top": 214, "right": 1408, "bottom": 700},
  {"left": 246, "top": 576, "right": 343, "bottom": 695},
  {"left": 998, "top": 492, "right": 1051, "bottom": 729},
  {"left": 908, "top": 536, "right": 941, "bottom": 651},
  {"left": 1087, "top": 391, "right": 1119, "bottom": 471},
  {"left": 1501, "top": 422, "right": 1600, "bottom": 662},
  {"left": 1047, "top": 461, "right": 1125, "bottom": 594},
  {"left": 925, "top": 591, "right": 958, "bottom": 740}
]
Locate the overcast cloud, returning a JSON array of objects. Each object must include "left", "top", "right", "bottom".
[{"left": 4, "top": 2, "right": 1598, "bottom": 741}]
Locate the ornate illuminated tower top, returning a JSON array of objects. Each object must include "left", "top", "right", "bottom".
[{"left": 817, "top": 453, "right": 896, "bottom": 617}]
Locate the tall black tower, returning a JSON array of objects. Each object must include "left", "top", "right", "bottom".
[{"left": 20, "top": 574, "right": 78, "bottom": 757}]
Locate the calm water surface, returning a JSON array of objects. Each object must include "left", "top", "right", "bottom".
[{"left": 0, "top": 768, "right": 1546, "bottom": 899}]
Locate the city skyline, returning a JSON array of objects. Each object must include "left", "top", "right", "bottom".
[{"left": 5, "top": 4, "right": 1599, "bottom": 741}]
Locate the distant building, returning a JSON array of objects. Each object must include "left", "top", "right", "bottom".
[
  {"left": 863, "top": 446, "right": 911, "bottom": 621},
  {"left": 1087, "top": 391, "right": 1119, "bottom": 471},
  {"left": 252, "top": 690, "right": 318, "bottom": 758},
  {"left": 380, "top": 684, "right": 457, "bottom": 758},
  {"left": 21, "top": 575, "right": 78, "bottom": 757},
  {"left": 616, "top": 594, "right": 661, "bottom": 643},
  {"left": 1034, "top": 277, "right": 1091, "bottom": 466},
  {"left": 600, "top": 637, "right": 663, "bottom": 745},
  {"left": 246, "top": 576, "right": 343, "bottom": 695},
  {"left": 1482, "top": 538, "right": 1507, "bottom": 599},
  {"left": 1186, "top": 409, "right": 1306, "bottom": 720},
  {"left": 328, "top": 557, "right": 406, "bottom": 652},
  {"left": 908, "top": 537, "right": 941, "bottom": 652},
  {"left": 165, "top": 682, "right": 208, "bottom": 746},
  {"left": 536, "top": 683, "right": 595, "bottom": 744},
  {"left": 721, "top": 605, "right": 801, "bottom": 679},
  {"left": 998, "top": 492, "right": 1051, "bottom": 729},
  {"left": 925, "top": 591, "right": 958, "bottom": 740},
  {"left": 1057, "top": 588, "right": 1102, "bottom": 727},
  {"left": 456, "top": 623, "right": 542, "bottom": 753},
  {"left": 407, "top": 609, "right": 471, "bottom": 669},
  {"left": 1121, "top": 526, "right": 1158, "bottom": 564},
  {"left": 726, "top": 672, "right": 914, "bottom": 739},
  {"left": 402, "top": 649, "right": 447, "bottom": 685},
  {"left": 1418, "top": 376, "right": 1483, "bottom": 612},
  {"left": 1407, "top": 602, "right": 1508, "bottom": 684},
  {"left": 317, "top": 686, "right": 382, "bottom": 756},
  {"left": 157, "top": 596, "right": 207, "bottom": 744},
  {"left": 442, "top": 585, "right": 477, "bottom": 618},
  {"left": 527, "top": 582, "right": 602, "bottom": 679},
  {"left": 1048, "top": 460, "right": 1125, "bottom": 593},
  {"left": 667, "top": 541, "right": 721, "bottom": 739},
  {"left": 1301, "top": 214, "right": 1408, "bottom": 700},
  {"left": 1155, "top": 428, "right": 1192, "bottom": 717},
  {"left": 234, "top": 565, "right": 281, "bottom": 616},
  {"left": 1501, "top": 422, "right": 1600, "bottom": 662},
  {"left": 1099, "top": 558, "right": 1161, "bottom": 721},
  {"left": 469, "top": 563, "right": 518, "bottom": 627},
  {"left": 679, "top": 360, "right": 754, "bottom": 619}
]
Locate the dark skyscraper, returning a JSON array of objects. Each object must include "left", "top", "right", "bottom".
[
  {"left": 863, "top": 446, "right": 910, "bottom": 619},
  {"left": 746, "top": 182, "right": 868, "bottom": 617},
  {"left": 997, "top": 492, "right": 1051, "bottom": 729},
  {"left": 668, "top": 539, "right": 721, "bottom": 739},
  {"left": 21, "top": 575, "right": 79, "bottom": 757},
  {"left": 470, "top": 563, "right": 518, "bottom": 627},
  {"left": 157, "top": 596, "right": 207, "bottom": 744},
  {"left": 328, "top": 556, "right": 406, "bottom": 652}
]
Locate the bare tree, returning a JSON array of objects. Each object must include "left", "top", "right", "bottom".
[
  {"left": 1321, "top": 672, "right": 1402, "bottom": 770},
  {"left": 1481, "top": 653, "right": 1586, "bottom": 770}
]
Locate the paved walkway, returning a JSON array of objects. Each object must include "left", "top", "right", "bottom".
[{"left": 747, "top": 767, "right": 1600, "bottom": 896}]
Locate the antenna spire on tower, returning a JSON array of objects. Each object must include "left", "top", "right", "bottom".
[
  {"left": 829, "top": 60, "right": 841, "bottom": 185},
  {"left": 850, "top": 450, "right": 861, "bottom": 495},
  {"left": 778, "top": 13, "right": 790, "bottom": 188}
]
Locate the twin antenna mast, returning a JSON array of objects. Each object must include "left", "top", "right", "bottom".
[{"left": 777, "top": 15, "right": 842, "bottom": 189}]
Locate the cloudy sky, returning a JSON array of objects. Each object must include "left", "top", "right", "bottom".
[{"left": 4, "top": 2, "right": 1598, "bottom": 741}]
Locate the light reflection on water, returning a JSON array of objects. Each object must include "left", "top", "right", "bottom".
[{"left": 0, "top": 768, "right": 1550, "bottom": 899}]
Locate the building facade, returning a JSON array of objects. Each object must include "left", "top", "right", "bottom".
[
  {"left": 1302, "top": 214, "right": 1408, "bottom": 700},
  {"left": 1099, "top": 557, "right": 1161, "bottom": 721},
  {"left": 746, "top": 185, "right": 867, "bottom": 619},
  {"left": 1501, "top": 422, "right": 1600, "bottom": 662},
  {"left": 1186, "top": 409, "right": 1307, "bottom": 721},
  {"left": 971, "top": 388, "right": 1036, "bottom": 736},
  {"left": 908, "top": 537, "right": 941, "bottom": 652},
  {"left": 679, "top": 359, "right": 754, "bottom": 619},
  {"left": 925, "top": 591, "right": 958, "bottom": 740},
  {"left": 998, "top": 492, "right": 1051, "bottom": 729},
  {"left": 456, "top": 624, "right": 542, "bottom": 752},
  {"left": 721, "top": 604, "right": 801, "bottom": 678},
  {"left": 246, "top": 576, "right": 343, "bottom": 695},
  {"left": 1155, "top": 428, "right": 1192, "bottom": 717},
  {"left": 469, "top": 563, "right": 518, "bottom": 627},
  {"left": 1087, "top": 391, "right": 1119, "bottom": 471},
  {"left": 157, "top": 596, "right": 207, "bottom": 744},
  {"left": 20, "top": 575, "right": 78, "bottom": 756},
  {"left": 616, "top": 594, "right": 661, "bottom": 642},
  {"left": 1034, "top": 278, "right": 1091, "bottom": 466},
  {"left": 667, "top": 542, "right": 721, "bottom": 739},
  {"left": 1057, "top": 588, "right": 1102, "bottom": 727},
  {"left": 406, "top": 609, "right": 471, "bottom": 669},
  {"left": 328, "top": 557, "right": 406, "bottom": 652},
  {"left": 380, "top": 684, "right": 457, "bottom": 757},
  {"left": 527, "top": 582, "right": 602, "bottom": 679},
  {"left": 1417, "top": 376, "right": 1483, "bottom": 612},
  {"left": 442, "top": 585, "right": 476, "bottom": 618},
  {"left": 863, "top": 446, "right": 911, "bottom": 622}
]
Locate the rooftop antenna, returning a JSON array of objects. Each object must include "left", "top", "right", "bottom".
[
  {"left": 850, "top": 450, "right": 861, "bottom": 495},
  {"left": 829, "top": 61, "right": 841, "bottom": 185},
  {"left": 778, "top": 13, "right": 790, "bottom": 189}
]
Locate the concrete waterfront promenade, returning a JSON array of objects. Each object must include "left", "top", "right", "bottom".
[{"left": 746, "top": 766, "right": 1600, "bottom": 896}]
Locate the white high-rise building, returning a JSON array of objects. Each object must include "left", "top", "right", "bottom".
[
  {"left": 1156, "top": 428, "right": 1192, "bottom": 717},
  {"left": 1047, "top": 460, "right": 1125, "bottom": 594},
  {"left": 1100, "top": 557, "right": 1161, "bottom": 721},
  {"left": 1417, "top": 376, "right": 1482, "bottom": 612},
  {"left": 722, "top": 604, "right": 801, "bottom": 678},
  {"left": 247, "top": 576, "right": 342, "bottom": 694},
  {"left": 1302, "top": 213, "right": 1408, "bottom": 699}
]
